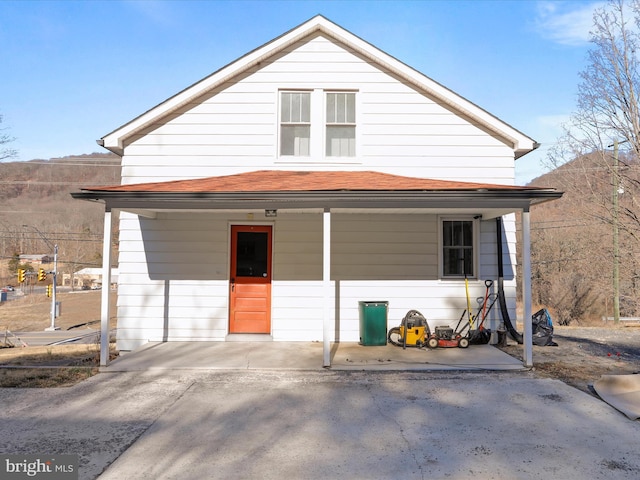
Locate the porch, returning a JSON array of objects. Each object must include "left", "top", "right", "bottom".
[
  {"left": 101, "top": 341, "right": 525, "bottom": 372},
  {"left": 72, "top": 170, "right": 563, "bottom": 368}
]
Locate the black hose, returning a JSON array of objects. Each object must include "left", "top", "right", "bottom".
[{"left": 496, "top": 217, "right": 523, "bottom": 344}]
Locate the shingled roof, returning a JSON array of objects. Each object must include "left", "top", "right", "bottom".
[{"left": 81, "top": 170, "right": 544, "bottom": 193}]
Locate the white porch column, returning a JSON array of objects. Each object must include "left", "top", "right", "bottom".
[
  {"left": 323, "top": 208, "right": 331, "bottom": 367},
  {"left": 100, "top": 208, "right": 113, "bottom": 367},
  {"left": 521, "top": 208, "right": 533, "bottom": 367}
]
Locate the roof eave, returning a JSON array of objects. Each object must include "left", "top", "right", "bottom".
[{"left": 71, "top": 189, "right": 563, "bottom": 211}]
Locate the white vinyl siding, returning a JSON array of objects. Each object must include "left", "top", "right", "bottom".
[
  {"left": 114, "top": 211, "right": 515, "bottom": 349},
  {"left": 119, "top": 34, "right": 515, "bottom": 185},
  {"left": 112, "top": 31, "right": 523, "bottom": 348},
  {"left": 115, "top": 212, "right": 231, "bottom": 350}
]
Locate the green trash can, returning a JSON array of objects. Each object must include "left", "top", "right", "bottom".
[{"left": 359, "top": 301, "right": 389, "bottom": 346}]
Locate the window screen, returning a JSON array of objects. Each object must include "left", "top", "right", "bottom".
[
  {"left": 442, "top": 220, "right": 474, "bottom": 277},
  {"left": 280, "top": 92, "right": 310, "bottom": 156},
  {"left": 326, "top": 92, "right": 355, "bottom": 157}
]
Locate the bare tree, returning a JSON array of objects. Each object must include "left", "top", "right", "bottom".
[
  {"left": 550, "top": 0, "right": 640, "bottom": 236},
  {"left": 541, "top": 0, "right": 640, "bottom": 320},
  {"left": 0, "top": 113, "right": 17, "bottom": 161},
  {"left": 528, "top": 186, "right": 611, "bottom": 324}
]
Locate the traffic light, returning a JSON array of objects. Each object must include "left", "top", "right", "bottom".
[
  {"left": 38, "top": 268, "right": 47, "bottom": 281},
  {"left": 46, "top": 285, "right": 52, "bottom": 297},
  {"left": 17, "top": 269, "right": 25, "bottom": 283}
]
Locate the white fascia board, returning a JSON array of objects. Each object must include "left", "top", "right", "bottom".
[{"left": 101, "top": 15, "right": 536, "bottom": 157}]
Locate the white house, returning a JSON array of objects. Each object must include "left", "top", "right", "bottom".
[
  {"left": 65, "top": 268, "right": 119, "bottom": 289},
  {"left": 73, "top": 16, "right": 561, "bottom": 367}
]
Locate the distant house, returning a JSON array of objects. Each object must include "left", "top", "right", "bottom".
[
  {"left": 73, "top": 16, "right": 562, "bottom": 366},
  {"left": 19, "top": 254, "right": 53, "bottom": 265},
  {"left": 63, "top": 268, "right": 119, "bottom": 289}
]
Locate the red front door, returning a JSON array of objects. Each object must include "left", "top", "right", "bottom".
[{"left": 229, "top": 225, "right": 272, "bottom": 334}]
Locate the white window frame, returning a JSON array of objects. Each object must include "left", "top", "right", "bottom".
[
  {"left": 278, "top": 89, "right": 358, "bottom": 161},
  {"left": 438, "top": 216, "right": 479, "bottom": 279},
  {"left": 325, "top": 91, "right": 356, "bottom": 157},
  {"left": 279, "top": 90, "right": 312, "bottom": 157}
]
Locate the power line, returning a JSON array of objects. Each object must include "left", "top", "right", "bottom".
[
  {"left": 19, "top": 161, "right": 120, "bottom": 167},
  {"left": 1, "top": 229, "right": 103, "bottom": 236},
  {"left": 531, "top": 256, "right": 595, "bottom": 265},
  {"left": 531, "top": 223, "right": 602, "bottom": 230},
  {"left": 0, "top": 232, "right": 105, "bottom": 242},
  {"left": 0, "top": 210, "right": 63, "bottom": 214},
  {"left": 0, "top": 181, "right": 116, "bottom": 185},
  {"left": 531, "top": 218, "right": 595, "bottom": 224}
]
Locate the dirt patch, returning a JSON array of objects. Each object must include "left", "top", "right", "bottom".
[
  {"left": 497, "top": 324, "right": 640, "bottom": 395},
  {"left": 0, "top": 345, "right": 102, "bottom": 387},
  {"left": 0, "top": 344, "right": 99, "bottom": 363},
  {"left": 1, "top": 291, "right": 118, "bottom": 387},
  {"left": 0, "top": 367, "right": 98, "bottom": 388}
]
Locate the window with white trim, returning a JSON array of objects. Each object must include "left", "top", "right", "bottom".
[
  {"left": 279, "top": 90, "right": 356, "bottom": 158},
  {"left": 441, "top": 218, "right": 476, "bottom": 278},
  {"left": 326, "top": 92, "right": 355, "bottom": 157},
  {"left": 280, "top": 91, "right": 311, "bottom": 156}
]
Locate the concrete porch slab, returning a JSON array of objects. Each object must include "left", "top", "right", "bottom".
[{"left": 102, "top": 341, "right": 525, "bottom": 372}]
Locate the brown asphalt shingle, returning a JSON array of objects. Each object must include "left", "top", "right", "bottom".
[{"left": 83, "top": 170, "right": 542, "bottom": 193}]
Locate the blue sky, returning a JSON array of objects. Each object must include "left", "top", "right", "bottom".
[{"left": 0, "top": 0, "right": 602, "bottom": 183}]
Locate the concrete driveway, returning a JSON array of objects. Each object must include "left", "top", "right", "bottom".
[{"left": 1, "top": 365, "right": 639, "bottom": 479}]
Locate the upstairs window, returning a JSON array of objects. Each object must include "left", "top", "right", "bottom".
[
  {"left": 442, "top": 219, "right": 475, "bottom": 278},
  {"left": 326, "top": 92, "right": 355, "bottom": 157},
  {"left": 280, "top": 91, "right": 310, "bottom": 156}
]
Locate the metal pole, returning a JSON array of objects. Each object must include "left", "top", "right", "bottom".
[
  {"left": 23, "top": 225, "right": 59, "bottom": 331},
  {"left": 522, "top": 208, "right": 533, "bottom": 367},
  {"left": 100, "top": 209, "right": 113, "bottom": 367},
  {"left": 46, "top": 244, "right": 59, "bottom": 331},
  {"left": 322, "top": 208, "right": 331, "bottom": 367}
]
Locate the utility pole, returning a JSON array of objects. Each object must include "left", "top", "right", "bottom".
[
  {"left": 48, "top": 244, "right": 59, "bottom": 331},
  {"left": 612, "top": 140, "right": 620, "bottom": 324},
  {"left": 23, "top": 225, "right": 59, "bottom": 331}
]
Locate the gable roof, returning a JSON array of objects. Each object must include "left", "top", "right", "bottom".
[
  {"left": 81, "top": 170, "right": 544, "bottom": 193},
  {"left": 99, "top": 15, "right": 537, "bottom": 158}
]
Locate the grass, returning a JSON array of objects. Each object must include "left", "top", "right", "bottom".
[
  {"left": 0, "top": 366, "right": 98, "bottom": 388},
  {"left": 0, "top": 290, "right": 118, "bottom": 387},
  {"left": 0, "top": 344, "right": 117, "bottom": 387}
]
